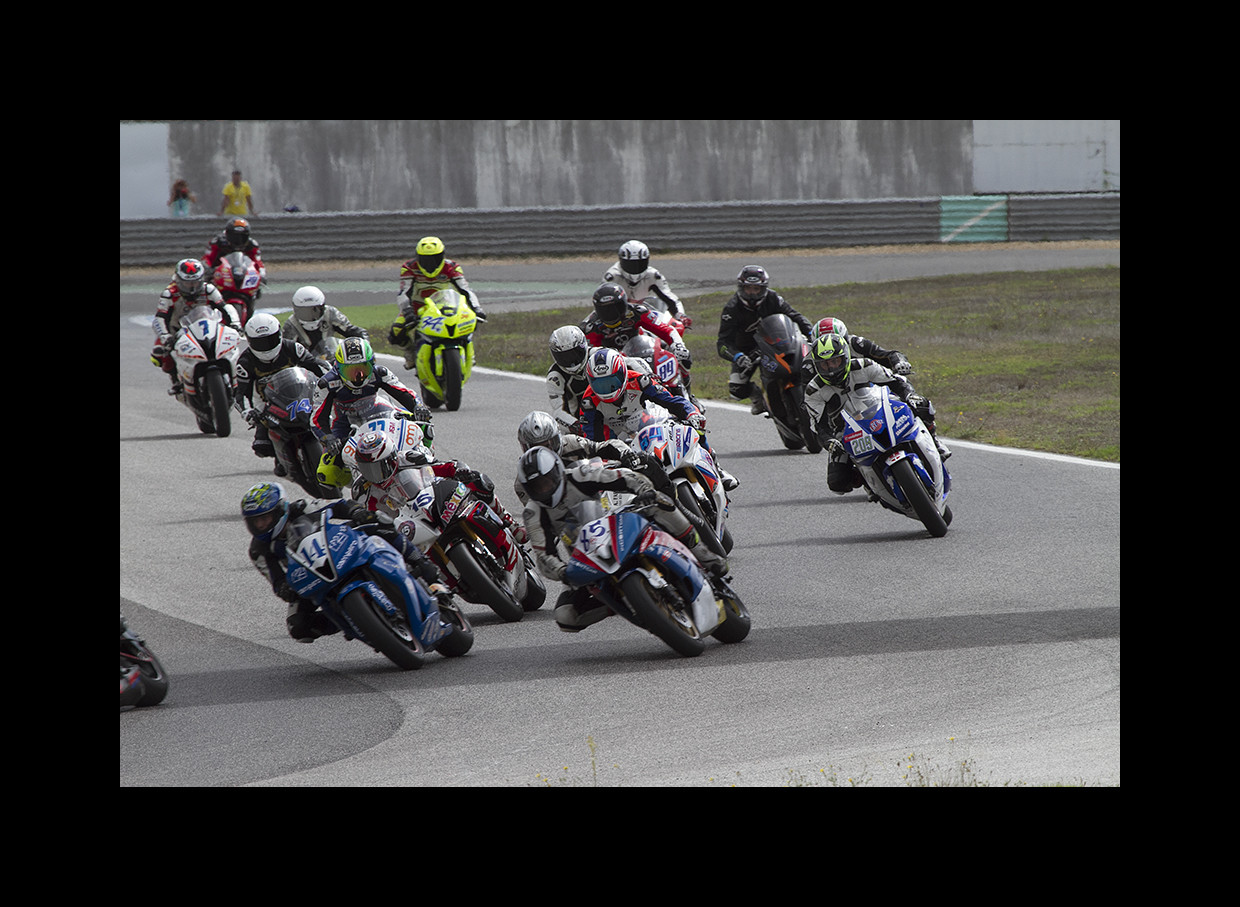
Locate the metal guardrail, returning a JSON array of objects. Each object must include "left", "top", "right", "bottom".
[{"left": 120, "top": 195, "right": 1119, "bottom": 267}]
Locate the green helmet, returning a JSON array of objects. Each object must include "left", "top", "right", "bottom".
[
  {"left": 812, "top": 333, "right": 851, "bottom": 386},
  {"left": 336, "top": 336, "right": 375, "bottom": 389}
]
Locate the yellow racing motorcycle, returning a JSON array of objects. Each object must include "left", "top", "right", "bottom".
[{"left": 413, "top": 288, "right": 477, "bottom": 411}]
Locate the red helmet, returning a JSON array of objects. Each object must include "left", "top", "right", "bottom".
[{"left": 586, "top": 348, "right": 629, "bottom": 402}]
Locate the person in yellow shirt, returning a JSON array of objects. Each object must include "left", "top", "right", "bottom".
[{"left": 219, "top": 170, "right": 257, "bottom": 216}]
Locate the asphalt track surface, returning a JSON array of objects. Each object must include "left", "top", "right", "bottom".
[{"left": 120, "top": 242, "right": 1120, "bottom": 787}]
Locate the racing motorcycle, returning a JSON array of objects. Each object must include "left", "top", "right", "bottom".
[
  {"left": 824, "top": 383, "right": 952, "bottom": 537},
  {"left": 415, "top": 288, "right": 477, "bottom": 412},
  {"left": 121, "top": 613, "right": 169, "bottom": 709},
  {"left": 633, "top": 418, "right": 732, "bottom": 556},
  {"left": 752, "top": 313, "right": 820, "bottom": 452},
  {"left": 622, "top": 333, "right": 693, "bottom": 399},
  {"left": 249, "top": 367, "right": 340, "bottom": 499},
  {"left": 282, "top": 508, "right": 474, "bottom": 669},
  {"left": 341, "top": 422, "right": 545, "bottom": 622},
  {"left": 170, "top": 302, "right": 242, "bottom": 437},
  {"left": 210, "top": 251, "right": 262, "bottom": 326},
  {"left": 564, "top": 498, "right": 750, "bottom": 657}
]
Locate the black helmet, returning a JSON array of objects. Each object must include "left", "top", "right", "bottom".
[
  {"left": 736, "top": 265, "right": 769, "bottom": 307},
  {"left": 225, "top": 217, "right": 251, "bottom": 248},
  {"left": 592, "top": 283, "right": 629, "bottom": 326},
  {"left": 517, "top": 446, "right": 566, "bottom": 507}
]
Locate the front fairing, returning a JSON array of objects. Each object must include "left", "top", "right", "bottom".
[
  {"left": 417, "top": 289, "right": 476, "bottom": 340},
  {"left": 258, "top": 367, "right": 317, "bottom": 430}
]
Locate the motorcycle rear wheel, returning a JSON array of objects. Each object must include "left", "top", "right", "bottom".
[
  {"left": 890, "top": 457, "right": 948, "bottom": 538},
  {"left": 676, "top": 483, "right": 726, "bottom": 558},
  {"left": 619, "top": 572, "right": 705, "bottom": 657},
  {"left": 433, "top": 604, "right": 475, "bottom": 657},
  {"left": 447, "top": 544, "right": 524, "bottom": 623},
  {"left": 340, "top": 588, "right": 427, "bottom": 670},
  {"left": 710, "top": 589, "right": 752, "bottom": 644},
  {"left": 121, "top": 646, "right": 169, "bottom": 706}
]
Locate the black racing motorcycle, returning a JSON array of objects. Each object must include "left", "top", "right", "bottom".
[{"left": 752, "top": 313, "right": 820, "bottom": 452}]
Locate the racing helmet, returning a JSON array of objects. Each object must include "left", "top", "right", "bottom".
[
  {"left": 244, "top": 312, "right": 283, "bottom": 363},
  {"left": 586, "top": 347, "right": 628, "bottom": 402},
  {"left": 517, "top": 410, "right": 563, "bottom": 454},
  {"left": 241, "top": 482, "right": 289, "bottom": 543},
  {"left": 810, "top": 316, "right": 848, "bottom": 342},
  {"left": 736, "top": 265, "right": 769, "bottom": 307},
  {"left": 336, "top": 336, "right": 375, "bottom": 389},
  {"left": 592, "top": 283, "right": 629, "bottom": 327},
  {"left": 174, "top": 258, "right": 207, "bottom": 298},
  {"left": 225, "top": 217, "right": 251, "bottom": 248},
  {"left": 291, "top": 286, "right": 327, "bottom": 331},
  {"left": 617, "top": 240, "right": 650, "bottom": 277},
  {"left": 415, "top": 236, "right": 446, "bottom": 278},
  {"left": 517, "top": 445, "right": 566, "bottom": 507},
  {"left": 549, "top": 325, "right": 590, "bottom": 375},
  {"left": 351, "top": 429, "right": 400, "bottom": 485},
  {"left": 621, "top": 333, "right": 657, "bottom": 367},
  {"left": 812, "top": 333, "right": 852, "bottom": 386}
]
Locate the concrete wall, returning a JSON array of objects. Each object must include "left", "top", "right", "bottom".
[{"left": 167, "top": 120, "right": 975, "bottom": 215}]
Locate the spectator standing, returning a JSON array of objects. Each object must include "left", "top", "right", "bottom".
[
  {"left": 220, "top": 170, "right": 257, "bottom": 216},
  {"left": 168, "top": 179, "right": 196, "bottom": 217}
]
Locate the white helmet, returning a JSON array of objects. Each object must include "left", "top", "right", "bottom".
[
  {"left": 291, "top": 286, "right": 326, "bottom": 331},
  {"left": 244, "top": 312, "right": 283, "bottom": 362},
  {"left": 517, "top": 411, "right": 562, "bottom": 454},
  {"left": 549, "top": 325, "right": 590, "bottom": 375},
  {"left": 618, "top": 240, "right": 650, "bottom": 278}
]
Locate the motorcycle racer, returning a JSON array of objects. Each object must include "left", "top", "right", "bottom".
[
  {"left": 580, "top": 283, "right": 692, "bottom": 379},
  {"left": 234, "top": 312, "right": 332, "bottom": 475},
  {"left": 389, "top": 236, "right": 486, "bottom": 369},
  {"left": 804, "top": 333, "right": 950, "bottom": 494},
  {"left": 150, "top": 258, "right": 235, "bottom": 396},
  {"left": 579, "top": 347, "right": 739, "bottom": 492},
  {"left": 515, "top": 446, "right": 728, "bottom": 632},
  {"left": 601, "top": 239, "right": 690, "bottom": 324},
  {"left": 717, "top": 265, "right": 815, "bottom": 415},
  {"left": 311, "top": 336, "right": 431, "bottom": 453},
  {"left": 241, "top": 482, "right": 454, "bottom": 643},
  {"left": 809, "top": 315, "right": 913, "bottom": 376},
  {"left": 546, "top": 325, "right": 595, "bottom": 432},
  {"left": 512, "top": 410, "right": 645, "bottom": 504},
  {"left": 201, "top": 217, "right": 267, "bottom": 284},
  {"left": 281, "top": 285, "right": 369, "bottom": 353}
]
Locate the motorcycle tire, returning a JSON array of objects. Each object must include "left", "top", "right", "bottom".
[
  {"left": 709, "top": 588, "right": 752, "bottom": 645},
  {"left": 206, "top": 370, "right": 232, "bottom": 438},
  {"left": 447, "top": 544, "right": 524, "bottom": 623},
  {"left": 443, "top": 348, "right": 463, "bottom": 412},
  {"left": 340, "top": 587, "right": 427, "bottom": 670},
  {"left": 433, "top": 604, "right": 475, "bottom": 658},
  {"left": 619, "top": 572, "right": 705, "bottom": 657},
  {"left": 521, "top": 553, "right": 547, "bottom": 611},
  {"left": 797, "top": 402, "right": 822, "bottom": 454},
  {"left": 121, "top": 645, "right": 170, "bottom": 707},
  {"left": 676, "top": 484, "right": 727, "bottom": 559},
  {"left": 890, "top": 457, "right": 948, "bottom": 538}
]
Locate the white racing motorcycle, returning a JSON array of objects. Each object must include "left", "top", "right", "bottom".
[
  {"left": 170, "top": 302, "right": 242, "bottom": 436},
  {"left": 632, "top": 418, "right": 733, "bottom": 557}
]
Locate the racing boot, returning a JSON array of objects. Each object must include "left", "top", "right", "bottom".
[
  {"left": 673, "top": 524, "right": 729, "bottom": 579},
  {"left": 553, "top": 589, "right": 611, "bottom": 633}
]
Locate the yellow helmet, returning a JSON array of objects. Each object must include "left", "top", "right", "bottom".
[{"left": 415, "top": 236, "right": 446, "bottom": 278}]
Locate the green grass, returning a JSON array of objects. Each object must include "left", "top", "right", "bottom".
[{"left": 347, "top": 266, "right": 1120, "bottom": 463}]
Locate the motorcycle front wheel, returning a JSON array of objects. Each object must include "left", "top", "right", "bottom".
[
  {"left": 206, "top": 369, "right": 232, "bottom": 437},
  {"left": 121, "top": 644, "right": 169, "bottom": 707},
  {"left": 447, "top": 544, "right": 524, "bottom": 623},
  {"left": 619, "top": 572, "right": 705, "bottom": 657},
  {"left": 442, "top": 347, "right": 463, "bottom": 411},
  {"left": 890, "top": 457, "right": 948, "bottom": 538},
  {"left": 340, "top": 588, "right": 427, "bottom": 670}
]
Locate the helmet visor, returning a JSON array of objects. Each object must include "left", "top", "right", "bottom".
[
  {"left": 590, "top": 372, "right": 626, "bottom": 399},
  {"left": 343, "top": 361, "right": 373, "bottom": 386},
  {"left": 620, "top": 257, "right": 646, "bottom": 276},
  {"left": 296, "top": 304, "right": 325, "bottom": 328},
  {"left": 249, "top": 331, "right": 282, "bottom": 354},
  {"left": 244, "top": 510, "right": 279, "bottom": 537},
  {"left": 356, "top": 457, "right": 396, "bottom": 485},
  {"left": 552, "top": 345, "right": 587, "bottom": 372},
  {"left": 524, "top": 469, "right": 562, "bottom": 505},
  {"left": 740, "top": 284, "right": 765, "bottom": 303},
  {"left": 417, "top": 251, "right": 445, "bottom": 276}
]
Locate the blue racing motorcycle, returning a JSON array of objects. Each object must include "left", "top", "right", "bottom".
[
  {"left": 564, "top": 498, "right": 750, "bottom": 657},
  {"left": 829, "top": 383, "right": 952, "bottom": 537},
  {"left": 283, "top": 509, "right": 474, "bottom": 669}
]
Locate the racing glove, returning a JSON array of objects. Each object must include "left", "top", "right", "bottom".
[{"left": 732, "top": 352, "right": 754, "bottom": 374}]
